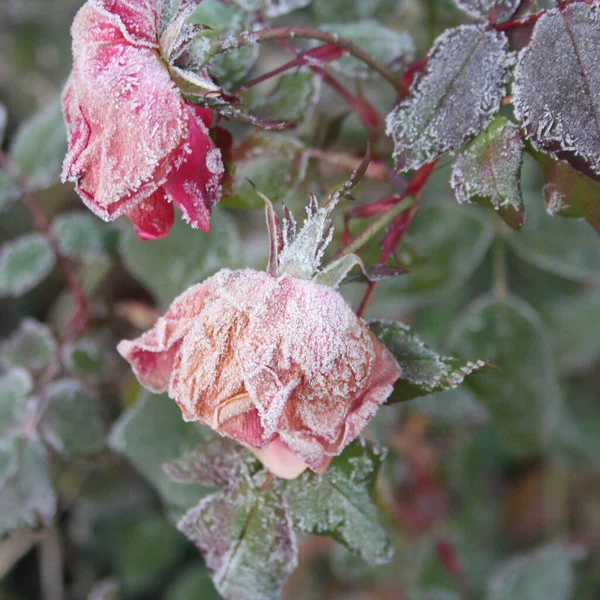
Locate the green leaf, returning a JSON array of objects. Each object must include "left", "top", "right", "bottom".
[
  {"left": 537, "top": 154, "right": 600, "bottom": 234},
  {"left": 381, "top": 205, "right": 494, "bottom": 307},
  {"left": 0, "top": 439, "right": 56, "bottom": 537},
  {"left": 109, "top": 391, "right": 210, "bottom": 511},
  {"left": 179, "top": 472, "right": 297, "bottom": 600},
  {"left": 165, "top": 564, "right": 220, "bottom": 600},
  {"left": 0, "top": 367, "right": 33, "bottom": 436},
  {"left": 369, "top": 320, "right": 489, "bottom": 403},
  {"left": 447, "top": 295, "right": 561, "bottom": 457},
  {"left": 111, "top": 514, "right": 187, "bottom": 594},
  {"left": 41, "top": 380, "right": 105, "bottom": 457},
  {"left": 486, "top": 544, "right": 574, "bottom": 600},
  {"left": 386, "top": 25, "right": 514, "bottom": 172},
  {"left": 245, "top": 70, "right": 321, "bottom": 124},
  {"left": 451, "top": 117, "right": 525, "bottom": 230},
  {"left": 318, "top": 21, "right": 414, "bottom": 78},
  {"left": 1, "top": 318, "right": 57, "bottom": 372},
  {"left": 62, "top": 336, "right": 111, "bottom": 381},
  {"left": 51, "top": 212, "right": 110, "bottom": 262},
  {"left": 547, "top": 291, "right": 600, "bottom": 372},
  {"left": 410, "top": 589, "right": 461, "bottom": 600},
  {"left": 284, "top": 438, "right": 392, "bottom": 565},
  {"left": 222, "top": 132, "right": 308, "bottom": 209},
  {"left": 506, "top": 189, "right": 600, "bottom": 282},
  {"left": 9, "top": 100, "right": 66, "bottom": 191},
  {"left": 311, "top": 0, "right": 394, "bottom": 23},
  {"left": 120, "top": 209, "right": 241, "bottom": 308},
  {"left": 0, "top": 233, "right": 55, "bottom": 297}
]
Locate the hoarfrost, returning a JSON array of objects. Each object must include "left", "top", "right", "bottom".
[
  {"left": 284, "top": 438, "right": 393, "bottom": 565},
  {"left": 453, "top": 0, "right": 521, "bottom": 23},
  {"left": 451, "top": 117, "right": 525, "bottom": 230},
  {"left": 386, "top": 25, "right": 514, "bottom": 172},
  {"left": 178, "top": 474, "right": 297, "bottom": 600},
  {"left": 230, "top": 0, "right": 312, "bottom": 18},
  {"left": 1, "top": 318, "right": 57, "bottom": 372},
  {"left": 513, "top": 3, "right": 600, "bottom": 181}
]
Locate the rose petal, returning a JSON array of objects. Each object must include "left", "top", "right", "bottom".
[
  {"left": 250, "top": 438, "right": 309, "bottom": 480},
  {"left": 96, "top": 0, "right": 159, "bottom": 46},
  {"left": 126, "top": 187, "right": 175, "bottom": 240},
  {"left": 163, "top": 108, "right": 223, "bottom": 232}
]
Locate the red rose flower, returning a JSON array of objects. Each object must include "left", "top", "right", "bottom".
[{"left": 62, "top": 0, "right": 224, "bottom": 240}]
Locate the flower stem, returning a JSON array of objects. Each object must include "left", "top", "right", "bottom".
[
  {"left": 493, "top": 220, "right": 508, "bottom": 303},
  {"left": 337, "top": 197, "right": 416, "bottom": 259},
  {"left": 217, "top": 27, "right": 401, "bottom": 90}
]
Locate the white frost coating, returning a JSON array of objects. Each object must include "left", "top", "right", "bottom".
[
  {"left": 543, "top": 183, "right": 569, "bottom": 217},
  {"left": 513, "top": 3, "right": 600, "bottom": 179},
  {"left": 454, "top": 0, "right": 520, "bottom": 22},
  {"left": 230, "top": 0, "right": 312, "bottom": 17},
  {"left": 0, "top": 234, "right": 55, "bottom": 298},
  {"left": 178, "top": 476, "right": 298, "bottom": 600},
  {"left": 1, "top": 318, "right": 57, "bottom": 372},
  {"left": 451, "top": 118, "right": 525, "bottom": 227},
  {"left": 386, "top": 25, "right": 515, "bottom": 172}
]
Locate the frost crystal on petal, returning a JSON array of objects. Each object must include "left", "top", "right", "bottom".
[
  {"left": 451, "top": 117, "right": 525, "bottom": 230},
  {"left": 513, "top": 3, "right": 600, "bottom": 182},
  {"left": 386, "top": 25, "right": 514, "bottom": 172}
]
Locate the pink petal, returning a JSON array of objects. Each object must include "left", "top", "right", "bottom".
[
  {"left": 126, "top": 187, "right": 175, "bottom": 240},
  {"left": 63, "top": 1, "right": 188, "bottom": 220},
  {"left": 218, "top": 406, "right": 266, "bottom": 448},
  {"left": 163, "top": 108, "right": 224, "bottom": 232},
  {"left": 250, "top": 439, "right": 309, "bottom": 480}
]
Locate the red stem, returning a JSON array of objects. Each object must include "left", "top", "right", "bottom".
[
  {"left": 0, "top": 151, "right": 90, "bottom": 338},
  {"left": 494, "top": 11, "right": 544, "bottom": 31}
]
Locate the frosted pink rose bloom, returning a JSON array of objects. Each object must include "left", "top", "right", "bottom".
[
  {"left": 62, "top": 0, "right": 224, "bottom": 240},
  {"left": 117, "top": 268, "right": 401, "bottom": 479}
]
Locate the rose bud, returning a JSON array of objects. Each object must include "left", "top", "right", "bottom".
[
  {"left": 62, "top": 0, "right": 224, "bottom": 240},
  {"left": 118, "top": 193, "right": 401, "bottom": 480}
]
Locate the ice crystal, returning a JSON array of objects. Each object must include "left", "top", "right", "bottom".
[
  {"left": 513, "top": 3, "right": 600, "bottom": 180},
  {"left": 386, "top": 25, "right": 514, "bottom": 172},
  {"left": 454, "top": 0, "right": 521, "bottom": 23}
]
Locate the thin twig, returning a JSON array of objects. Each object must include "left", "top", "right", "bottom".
[
  {"left": 39, "top": 528, "right": 65, "bottom": 600},
  {"left": 215, "top": 27, "right": 401, "bottom": 90},
  {"left": 0, "top": 150, "right": 89, "bottom": 337}
]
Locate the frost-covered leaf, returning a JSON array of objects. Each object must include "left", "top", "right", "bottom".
[
  {"left": 9, "top": 100, "right": 66, "bottom": 191},
  {"left": 386, "top": 25, "right": 514, "bottom": 172},
  {"left": 547, "top": 291, "right": 600, "bottom": 373},
  {"left": 62, "top": 336, "right": 112, "bottom": 381},
  {"left": 109, "top": 391, "right": 210, "bottom": 511},
  {"left": 382, "top": 205, "right": 494, "bottom": 307},
  {"left": 318, "top": 22, "right": 414, "bottom": 78},
  {"left": 164, "top": 437, "right": 258, "bottom": 487},
  {"left": 0, "top": 439, "right": 56, "bottom": 537},
  {"left": 1, "top": 318, "right": 57, "bottom": 372},
  {"left": 0, "top": 367, "right": 33, "bottom": 436},
  {"left": 369, "top": 321, "right": 489, "bottom": 403},
  {"left": 453, "top": 0, "right": 521, "bottom": 22},
  {"left": 451, "top": 117, "right": 525, "bottom": 230},
  {"left": 284, "top": 438, "right": 392, "bottom": 564},
  {"left": 223, "top": 132, "right": 308, "bottom": 209},
  {"left": 51, "top": 212, "right": 110, "bottom": 261},
  {"left": 179, "top": 473, "right": 297, "bottom": 600},
  {"left": 447, "top": 296, "right": 561, "bottom": 456},
  {"left": 486, "top": 544, "right": 574, "bottom": 600},
  {"left": 505, "top": 191, "right": 600, "bottom": 282},
  {"left": 538, "top": 155, "right": 600, "bottom": 234},
  {"left": 513, "top": 3, "right": 600, "bottom": 182},
  {"left": 230, "top": 0, "right": 312, "bottom": 18},
  {"left": 246, "top": 70, "right": 321, "bottom": 124},
  {"left": 41, "top": 379, "right": 105, "bottom": 458},
  {"left": 0, "top": 233, "right": 55, "bottom": 297},
  {"left": 121, "top": 210, "right": 240, "bottom": 308}
]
